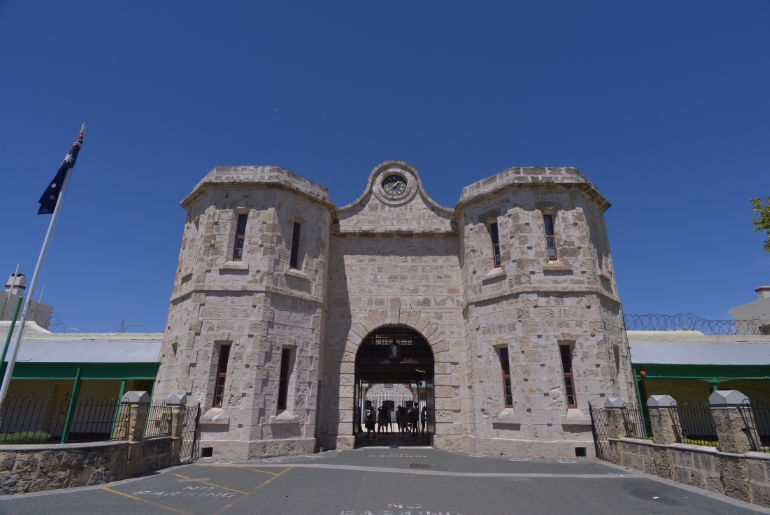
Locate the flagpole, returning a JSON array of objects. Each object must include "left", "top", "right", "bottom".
[{"left": 0, "top": 126, "right": 82, "bottom": 405}]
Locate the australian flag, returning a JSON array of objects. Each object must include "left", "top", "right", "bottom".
[{"left": 38, "top": 124, "right": 85, "bottom": 215}]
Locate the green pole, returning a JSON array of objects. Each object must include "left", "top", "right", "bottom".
[
  {"left": 711, "top": 382, "right": 719, "bottom": 392},
  {"left": 61, "top": 366, "right": 83, "bottom": 443},
  {"left": 0, "top": 296, "right": 23, "bottom": 383},
  {"left": 110, "top": 380, "right": 128, "bottom": 439},
  {"left": 633, "top": 367, "right": 647, "bottom": 437}
]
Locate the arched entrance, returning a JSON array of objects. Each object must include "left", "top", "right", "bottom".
[{"left": 353, "top": 325, "right": 435, "bottom": 447}]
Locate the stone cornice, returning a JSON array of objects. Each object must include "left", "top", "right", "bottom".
[
  {"left": 464, "top": 287, "right": 621, "bottom": 307},
  {"left": 169, "top": 286, "right": 324, "bottom": 306}
]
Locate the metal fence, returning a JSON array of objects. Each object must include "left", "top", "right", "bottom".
[
  {"left": 0, "top": 395, "right": 128, "bottom": 444},
  {"left": 144, "top": 401, "right": 173, "bottom": 438},
  {"left": 737, "top": 399, "right": 770, "bottom": 453},
  {"left": 589, "top": 400, "right": 720, "bottom": 461}
]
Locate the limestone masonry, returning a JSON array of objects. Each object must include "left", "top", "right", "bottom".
[{"left": 154, "top": 161, "right": 635, "bottom": 459}]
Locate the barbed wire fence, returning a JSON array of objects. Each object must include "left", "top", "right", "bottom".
[{"left": 623, "top": 313, "right": 767, "bottom": 336}]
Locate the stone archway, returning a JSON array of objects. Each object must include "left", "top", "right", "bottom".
[{"left": 353, "top": 325, "right": 435, "bottom": 446}]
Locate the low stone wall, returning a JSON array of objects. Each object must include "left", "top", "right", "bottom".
[
  {"left": 608, "top": 436, "right": 770, "bottom": 506},
  {"left": 0, "top": 436, "right": 179, "bottom": 496}
]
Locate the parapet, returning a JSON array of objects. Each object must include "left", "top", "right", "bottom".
[
  {"left": 457, "top": 167, "right": 611, "bottom": 211},
  {"left": 181, "top": 166, "right": 332, "bottom": 209}
]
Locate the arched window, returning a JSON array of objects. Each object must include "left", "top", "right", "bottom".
[{"left": 356, "top": 326, "right": 433, "bottom": 365}]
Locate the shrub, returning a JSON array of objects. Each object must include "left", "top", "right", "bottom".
[{"left": 0, "top": 431, "right": 52, "bottom": 444}]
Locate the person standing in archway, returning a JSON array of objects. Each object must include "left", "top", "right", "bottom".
[
  {"left": 365, "top": 406, "right": 376, "bottom": 439},
  {"left": 421, "top": 406, "right": 427, "bottom": 435}
]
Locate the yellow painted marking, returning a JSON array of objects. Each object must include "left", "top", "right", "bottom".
[
  {"left": 102, "top": 488, "right": 191, "bottom": 515},
  {"left": 251, "top": 466, "right": 293, "bottom": 491},
  {"left": 237, "top": 466, "right": 279, "bottom": 476},
  {"left": 213, "top": 503, "right": 233, "bottom": 514},
  {"left": 173, "top": 473, "right": 249, "bottom": 495}
]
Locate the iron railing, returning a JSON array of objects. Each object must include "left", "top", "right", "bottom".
[
  {"left": 144, "top": 401, "right": 173, "bottom": 438},
  {"left": 675, "top": 401, "right": 718, "bottom": 447},
  {"left": 0, "top": 396, "right": 193, "bottom": 444},
  {"left": 0, "top": 395, "right": 128, "bottom": 444}
]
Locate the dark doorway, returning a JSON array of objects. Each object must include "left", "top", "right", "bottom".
[{"left": 354, "top": 326, "right": 434, "bottom": 447}]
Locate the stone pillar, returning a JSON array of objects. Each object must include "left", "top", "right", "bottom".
[
  {"left": 647, "top": 395, "right": 679, "bottom": 445},
  {"left": 710, "top": 390, "right": 754, "bottom": 503},
  {"left": 165, "top": 394, "right": 187, "bottom": 464},
  {"left": 122, "top": 391, "right": 150, "bottom": 442},
  {"left": 710, "top": 390, "right": 753, "bottom": 454},
  {"left": 605, "top": 397, "right": 628, "bottom": 439},
  {"left": 646, "top": 395, "right": 679, "bottom": 480},
  {"left": 166, "top": 394, "right": 187, "bottom": 438}
]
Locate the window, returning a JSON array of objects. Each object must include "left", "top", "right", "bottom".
[
  {"left": 213, "top": 344, "right": 231, "bottom": 408},
  {"left": 489, "top": 222, "right": 501, "bottom": 268},
  {"left": 277, "top": 348, "right": 291, "bottom": 410},
  {"left": 499, "top": 348, "right": 513, "bottom": 408},
  {"left": 232, "top": 214, "right": 248, "bottom": 261},
  {"left": 289, "top": 222, "right": 301, "bottom": 269},
  {"left": 543, "top": 214, "right": 557, "bottom": 261},
  {"left": 559, "top": 344, "right": 577, "bottom": 408}
]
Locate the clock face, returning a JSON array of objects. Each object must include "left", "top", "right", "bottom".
[{"left": 382, "top": 175, "right": 407, "bottom": 196}]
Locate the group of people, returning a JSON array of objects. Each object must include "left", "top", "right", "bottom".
[{"left": 363, "top": 403, "right": 427, "bottom": 438}]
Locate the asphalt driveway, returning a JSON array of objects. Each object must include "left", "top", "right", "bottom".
[{"left": 0, "top": 448, "right": 767, "bottom": 515}]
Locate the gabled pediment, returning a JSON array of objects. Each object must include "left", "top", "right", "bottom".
[{"left": 334, "top": 161, "right": 455, "bottom": 234}]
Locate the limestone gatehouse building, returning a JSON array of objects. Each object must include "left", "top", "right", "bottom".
[{"left": 154, "top": 161, "right": 636, "bottom": 460}]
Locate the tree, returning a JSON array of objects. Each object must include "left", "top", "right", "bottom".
[{"left": 751, "top": 196, "right": 770, "bottom": 252}]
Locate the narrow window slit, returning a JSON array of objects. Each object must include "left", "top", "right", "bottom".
[
  {"left": 232, "top": 214, "right": 248, "bottom": 261},
  {"left": 290, "top": 222, "right": 301, "bottom": 269},
  {"left": 213, "top": 344, "right": 231, "bottom": 408},
  {"left": 489, "top": 222, "right": 501, "bottom": 268}
]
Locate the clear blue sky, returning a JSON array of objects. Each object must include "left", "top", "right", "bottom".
[{"left": 1, "top": 1, "right": 768, "bottom": 332}]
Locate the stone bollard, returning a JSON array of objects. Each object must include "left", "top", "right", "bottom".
[
  {"left": 709, "top": 390, "right": 754, "bottom": 454},
  {"left": 605, "top": 397, "right": 629, "bottom": 439},
  {"left": 165, "top": 394, "right": 187, "bottom": 465},
  {"left": 710, "top": 390, "right": 754, "bottom": 503},
  {"left": 647, "top": 395, "right": 680, "bottom": 445},
  {"left": 122, "top": 391, "right": 151, "bottom": 442}
]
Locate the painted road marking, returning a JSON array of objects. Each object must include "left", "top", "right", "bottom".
[
  {"left": 173, "top": 473, "right": 249, "bottom": 494},
  {"left": 236, "top": 466, "right": 279, "bottom": 476},
  {"left": 102, "top": 487, "right": 192, "bottom": 515},
  {"left": 340, "top": 505, "right": 463, "bottom": 515},
  {"left": 251, "top": 466, "right": 293, "bottom": 490}
]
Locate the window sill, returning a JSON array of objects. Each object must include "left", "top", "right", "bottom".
[
  {"left": 482, "top": 268, "right": 506, "bottom": 281},
  {"left": 285, "top": 268, "right": 309, "bottom": 280},
  {"left": 270, "top": 412, "right": 299, "bottom": 424},
  {"left": 599, "top": 270, "right": 613, "bottom": 281},
  {"left": 560, "top": 408, "right": 591, "bottom": 426},
  {"left": 200, "top": 408, "right": 230, "bottom": 426},
  {"left": 493, "top": 408, "right": 520, "bottom": 425},
  {"left": 543, "top": 261, "right": 572, "bottom": 272},
  {"left": 221, "top": 261, "right": 249, "bottom": 271}
]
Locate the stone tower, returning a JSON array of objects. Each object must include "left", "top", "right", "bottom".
[{"left": 155, "top": 161, "right": 634, "bottom": 459}]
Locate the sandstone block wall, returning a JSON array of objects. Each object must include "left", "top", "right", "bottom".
[
  {"left": 0, "top": 437, "right": 176, "bottom": 496},
  {"left": 157, "top": 161, "right": 633, "bottom": 460}
]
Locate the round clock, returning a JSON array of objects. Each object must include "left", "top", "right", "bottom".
[{"left": 382, "top": 175, "right": 407, "bottom": 196}]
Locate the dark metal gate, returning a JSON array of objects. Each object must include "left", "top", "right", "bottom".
[
  {"left": 588, "top": 403, "right": 610, "bottom": 461},
  {"left": 179, "top": 403, "right": 200, "bottom": 463}
]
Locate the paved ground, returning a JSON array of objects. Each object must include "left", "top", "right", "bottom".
[{"left": 1, "top": 448, "right": 768, "bottom": 515}]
